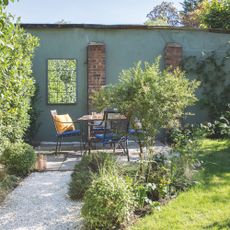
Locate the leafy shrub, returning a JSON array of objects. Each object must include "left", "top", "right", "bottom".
[
  {"left": 1, "top": 143, "right": 36, "bottom": 177},
  {"left": 167, "top": 125, "right": 204, "bottom": 194},
  {"left": 169, "top": 154, "right": 200, "bottom": 195},
  {"left": 92, "top": 58, "right": 199, "bottom": 156},
  {"left": 81, "top": 169, "right": 135, "bottom": 229},
  {"left": 203, "top": 108, "right": 230, "bottom": 138},
  {"left": 0, "top": 5, "right": 39, "bottom": 156},
  {"left": 0, "top": 172, "right": 19, "bottom": 203},
  {"left": 69, "top": 152, "right": 116, "bottom": 200},
  {"left": 135, "top": 157, "right": 171, "bottom": 203}
]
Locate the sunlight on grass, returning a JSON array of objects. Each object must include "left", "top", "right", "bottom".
[{"left": 131, "top": 139, "right": 230, "bottom": 230}]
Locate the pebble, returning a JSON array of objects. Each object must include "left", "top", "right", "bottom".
[{"left": 0, "top": 172, "right": 83, "bottom": 230}]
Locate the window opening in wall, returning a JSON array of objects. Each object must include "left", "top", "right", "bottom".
[{"left": 47, "top": 59, "right": 77, "bottom": 104}]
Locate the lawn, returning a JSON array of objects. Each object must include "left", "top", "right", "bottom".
[{"left": 131, "top": 139, "right": 230, "bottom": 230}]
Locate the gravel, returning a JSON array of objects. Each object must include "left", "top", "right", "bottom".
[{"left": 0, "top": 172, "right": 83, "bottom": 230}]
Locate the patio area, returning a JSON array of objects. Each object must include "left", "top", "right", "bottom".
[{"left": 35, "top": 140, "right": 171, "bottom": 171}]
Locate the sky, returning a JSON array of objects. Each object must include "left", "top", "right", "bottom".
[{"left": 7, "top": 0, "right": 182, "bottom": 24}]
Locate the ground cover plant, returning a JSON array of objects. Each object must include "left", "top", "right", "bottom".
[{"left": 131, "top": 139, "right": 230, "bottom": 230}]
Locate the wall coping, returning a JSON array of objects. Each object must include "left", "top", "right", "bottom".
[{"left": 20, "top": 23, "right": 230, "bottom": 34}]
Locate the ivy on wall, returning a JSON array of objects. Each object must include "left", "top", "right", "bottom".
[{"left": 182, "top": 43, "right": 230, "bottom": 121}]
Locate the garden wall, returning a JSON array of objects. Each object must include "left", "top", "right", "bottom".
[{"left": 23, "top": 24, "right": 230, "bottom": 142}]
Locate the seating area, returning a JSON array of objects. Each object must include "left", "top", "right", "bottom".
[{"left": 49, "top": 109, "right": 145, "bottom": 162}]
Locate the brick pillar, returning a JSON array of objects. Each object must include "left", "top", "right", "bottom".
[
  {"left": 164, "top": 43, "right": 183, "bottom": 70},
  {"left": 87, "top": 42, "right": 106, "bottom": 112}
]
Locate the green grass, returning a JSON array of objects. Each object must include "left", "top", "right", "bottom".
[{"left": 131, "top": 139, "right": 230, "bottom": 230}]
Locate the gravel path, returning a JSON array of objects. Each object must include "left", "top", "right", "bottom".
[{"left": 0, "top": 172, "right": 83, "bottom": 230}]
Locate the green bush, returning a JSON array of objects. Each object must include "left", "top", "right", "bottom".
[
  {"left": 81, "top": 169, "right": 135, "bottom": 230},
  {"left": 1, "top": 143, "right": 36, "bottom": 177},
  {"left": 92, "top": 58, "right": 199, "bottom": 158},
  {"left": 0, "top": 5, "right": 39, "bottom": 156},
  {"left": 69, "top": 152, "right": 116, "bottom": 200},
  {"left": 0, "top": 172, "right": 19, "bottom": 203}
]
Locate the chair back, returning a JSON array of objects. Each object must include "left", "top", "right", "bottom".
[
  {"left": 103, "top": 110, "right": 129, "bottom": 140},
  {"left": 50, "top": 110, "right": 59, "bottom": 134}
]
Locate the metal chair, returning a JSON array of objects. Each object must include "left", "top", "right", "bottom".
[
  {"left": 50, "top": 110, "right": 84, "bottom": 154},
  {"left": 128, "top": 118, "right": 145, "bottom": 156},
  {"left": 89, "top": 110, "right": 130, "bottom": 161}
]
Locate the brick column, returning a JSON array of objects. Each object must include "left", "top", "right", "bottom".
[
  {"left": 164, "top": 42, "right": 183, "bottom": 70},
  {"left": 87, "top": 42, "right": 106, "bottom": 112}
]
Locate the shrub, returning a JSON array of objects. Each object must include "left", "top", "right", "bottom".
[
  {"left": 1, "top": 143, "right": 36, "bottom": 177},
  {"left": 203, "top": 108, "right": 230, "bottom": 138},
  {"left": 0, "top": 4, "right": 39, "bottom": 156},
  {"left": 81, "top": 169, "right": 135, "bottom": 229},
  {"left": 135, "top": 156, "right": 171, "bottom": 203},
  {"left": 0, "top": 172, "right": 19, "bottom": 203},
  {"left": 92, "top": 58, "right": 199, "bottom": 158},
  {"left": 69, "top": 152, "right": 116, "bottom": 200}
]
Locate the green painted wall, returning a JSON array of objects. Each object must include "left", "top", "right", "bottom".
[{"left": 27, "top": 27, "right": 230, "bottom": 142}]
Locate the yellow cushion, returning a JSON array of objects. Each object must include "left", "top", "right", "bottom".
[{"left": 54, "top": 114, "right": 75, "bottom": 133}]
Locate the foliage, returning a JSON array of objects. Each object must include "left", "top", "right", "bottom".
[
  {"left": 0, "top": 0, "right": 14, "bottom": 7},
  {"left": 202, "top": 107, "right": 230, "bottom": 138},
  {"left": 81, "top": 169, "right": 135, "bottom": 230},
  {"left": 0, "top": 142, "right": 36, "bottom": 177},
  {"left": 144, "top": 18, "right": 168, "bottom": 26},
  {"left": 181, "top": 1, "right": 204, "bottom": 27},
  {"left": 131, "top": 139, "right": 230, "bottom": 230},
  {"left": 181, "top": 0, "right": 230, "bottom": 29},
  {"left": 199, "top": 0, "right": 230, "bottom": 29},
  {"left": 181, "top": 0, "right": 203, "bottom": 14},
  {"left": 69, "top": 152, "right": 117, "bottom": 200},
  {"left": 145, "top": 1, "right": 180, "bottom": 26},
  {"left": 24, "top": 83, "right": 41, "bottom": 145},
  {"left": 168, "top": 124, "right": 205, "bottom": 192},
  {"left": 0, "top": 171, "right": 18, "bottom": 203},
  {"left": 180, "top": 0, "right": 203, "bottom": 27},
  {"left": 212, "top": 109, "right": 230, "bottom": 138},
  {"left": 134, "top": 157, "right": 171, "bottom": 205},
  {"left": 0, "top": 5, "right": 39, "bottom": 156},
  {"left": 47, "top": 59, "right": 77, "bottom": 104},
  {"left": 183, "top": 43, "right": 230, "bottom": 121},
  {"left": 92, "top": 58, "right": 199, "bottom": 152}
]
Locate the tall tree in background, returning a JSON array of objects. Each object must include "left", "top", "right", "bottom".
[
  {"left": 182, "top": 0, "right": 203, "bottom": 14},
  {"left": 145, "top": 1, "right": 180, "bottom": 26},
  {"left": 181, "top": 0, "right": 203, "bottom": 27}
]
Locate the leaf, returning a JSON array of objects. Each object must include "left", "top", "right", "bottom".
[
  {"left": 6, "top": 44, "right": 14, "bottom": 50},
  {"left": 3, "top": 0, "right": 9, "bottom": 5}
]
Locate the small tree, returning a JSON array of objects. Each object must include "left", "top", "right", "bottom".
[{"left": 92, "top": 58, "right": 199, "bottom": 156}]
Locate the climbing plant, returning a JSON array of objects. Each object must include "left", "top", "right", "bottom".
[{"left": 182, "top": 43, "right": 230, "bottom": 121}]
